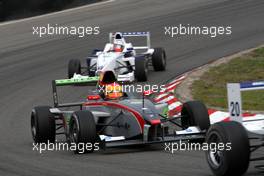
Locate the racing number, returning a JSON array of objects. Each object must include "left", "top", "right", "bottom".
[{"left": 230, "top": 101, "right": 240, "bottom": 117}]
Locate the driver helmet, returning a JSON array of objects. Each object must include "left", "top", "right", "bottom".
[
  {"left": 104, "top": 82, "right": 123, "bottom": 99},
  {"left": 113, "top": 33, "right": 125, "bottom": 52}
]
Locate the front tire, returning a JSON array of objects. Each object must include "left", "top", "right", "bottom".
[
  {"left": 181, "top": 101, "right": 210, "bottom": 131},
  {"left": 205, "top": 121, "right": 250, "bottom": 176},
  {"left": 31, "top": 106, "right": 56, "bottom": 143},
  {"left": 69, "top": 111, "right": 97, "bottom": 154},
  {"left": 135, "top": 58, "right": 148, "bottom": 82},
  {"left": 68, "top": 59, "right": 81, "bottom": 78},
  {"left": 152, "top": 47, "right": 166, "bottom": 71}
]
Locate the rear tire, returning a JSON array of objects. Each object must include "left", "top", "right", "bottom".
[
  {"left": 135, "top": 58, "right": 148, "bottom": 82},
  {"left": 205, "top": 121, "right": 250, "bottom": 176},
  {"left": 31, "top": 106, "right": 55, "bottom": 143},
  {"left": 152, "top": 47, "right": 166, "bottom": 71},
  {"left": 68, "top": 59, "right": 81, "bottom": 78},
  {"left": 181, "top": 101, "right": 210, "bottom": 131},
  {"left": 69, "top": 111, "right": 97, "bottom": 154}
]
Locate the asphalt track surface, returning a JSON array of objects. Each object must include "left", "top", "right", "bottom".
[{"left": 0, "top": 0, "right": 264, "bottom": 175}]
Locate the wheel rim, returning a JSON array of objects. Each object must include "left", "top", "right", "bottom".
[
  {"left": 31, "top": 112, "right": 37, "bottom": 140},
  {"left": 209, "top": 150, "right": 223, "bottom": 167},
  {"left": 207, "top": 132, "right": 224, "bottom": 169},
  {"left": 70, "top": 119, "right": 79, "bottom": 143}
]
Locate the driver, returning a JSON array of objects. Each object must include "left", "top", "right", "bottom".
[
  {"left": 113, "top": 33, "right": 125, "bottom": 52},
  {"left": 103, "top": 32, "right": 126, "bottom": 53},
  {"left": 104, "top": 82, "right": 124, "bottom": 100}
]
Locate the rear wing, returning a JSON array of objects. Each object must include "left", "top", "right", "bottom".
[
  {"left": 109, "top": 32, "right": 151, "bottom": 50},
  {"left": 240, "top": 81, "right": 264, "bottom": 91},
  {"left": 227, "top": 81, "right": 264, "bottom": 123},
  {"left": 52, "top": 76, "right": 99, "bottom": 108}
]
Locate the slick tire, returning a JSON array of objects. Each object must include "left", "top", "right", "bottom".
[
  {"left": 152, "top": 47, "right": 166, "bottom": 71},
  {"left": 69, "top": 111, "right": 97, "bottom": 154},
  {"left": 181, "top": 101, "right": 210, "bottom": 131},
  {"left": 205, "top": 121, "right": 250, "bottom": 176},
  {"left": 135, "top": 58, "right": 148, "bottom": 82},
  {"left": 31, "top": 106, "right": 56, "bottom": 143},
  {"left": 68, "top": 59, "right": 81, "bottom": 78}
]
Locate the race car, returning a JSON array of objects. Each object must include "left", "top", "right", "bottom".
[
  {"left": 204, "top": 81, "right": 264, "bottom": 176},
  {"left": 30, "top": 77, "right": 210, "bottom": 154},
  {"left": 67, "top": 32, "right": 166, "bottom": 82}
]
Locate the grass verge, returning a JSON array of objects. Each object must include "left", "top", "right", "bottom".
[{"left": 192, "top": 47, "right": 264, "bottom": 111}]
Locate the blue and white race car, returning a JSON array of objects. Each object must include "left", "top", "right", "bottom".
[{"left": 68, "top": 32, "right": 166, "bottom": 82}]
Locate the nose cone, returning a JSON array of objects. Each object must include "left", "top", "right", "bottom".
[{"left": 99, "top": 71, "right": 117, "bottom": 85}]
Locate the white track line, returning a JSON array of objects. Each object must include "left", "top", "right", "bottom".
[
  {"left": 157, "top": 95, "right": 175, "bottom": 104},
  {"left": 168, "top": 102, "right": 182, "bottom": 111},
  {"left": 0, "top": 0, "right": 115, "bottom": 26}
]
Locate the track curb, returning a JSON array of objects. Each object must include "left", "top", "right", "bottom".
[{"left": 155, "top": 46, "right": 264, "bottom": 124}]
